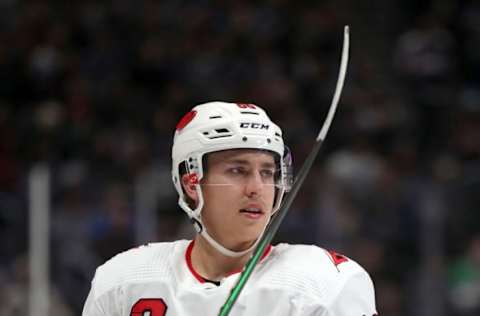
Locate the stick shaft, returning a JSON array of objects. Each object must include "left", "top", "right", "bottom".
[
  {"left": 317, "top": 25, "right": 350, "bottom": 142},
  {"left": 218, "top": 25, "right": 350, "bottom": 316}
]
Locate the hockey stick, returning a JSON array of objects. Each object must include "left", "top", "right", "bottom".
[{"left": 218, "top": 25, "right": 350, "bottom": 316}]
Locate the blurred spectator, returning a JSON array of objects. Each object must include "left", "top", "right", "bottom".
[
  {"left": 0, "top": 254, "right": 73, "bottom": 315},
  {"left": 90, "top": 181, "right": 135, "bottom": 261},
  {"left": 448, "top": 235, "right": 480, "bottom": 315}
]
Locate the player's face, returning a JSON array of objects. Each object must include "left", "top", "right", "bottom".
[{"left": 200, "top": 149, "right": 276, "bottom": 252}]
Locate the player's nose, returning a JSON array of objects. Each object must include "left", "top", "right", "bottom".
[{"left": 244, "top": 171, "right": 264, "bottom": 197}]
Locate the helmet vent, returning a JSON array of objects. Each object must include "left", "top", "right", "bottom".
[
  {"left": 240, "top": 111, "right": 259, "bottom": 115},
  {"left": 208, "top": 134, "right": 232, "bottom": 139},
  {"left": 209, "top": 115, "right": 222, "bottom": 119},
  {"left": 202, "top": 128, "right": 234, "bottom": 140}
]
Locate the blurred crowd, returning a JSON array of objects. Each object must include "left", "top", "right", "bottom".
[{"left": 0, "top": 0, "right": 479, "bottom": 315}]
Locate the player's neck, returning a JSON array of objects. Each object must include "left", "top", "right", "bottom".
[{"left": 191, "top": 236, "right": 251, "bottom": 281}]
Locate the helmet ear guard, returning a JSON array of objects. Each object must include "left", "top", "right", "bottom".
[
  {"left": 171, "top": 101, "right": 293, "bottom": 257},
  {"left": 174, "top": 154, "right": 206, "bottom": 221}
]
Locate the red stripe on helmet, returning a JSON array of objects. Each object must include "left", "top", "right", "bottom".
[{"left": 176, "top": 110, "right": 197, "bottom": 131}]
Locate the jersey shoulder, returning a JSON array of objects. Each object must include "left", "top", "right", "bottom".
[
  {"left": 90, "top": 240, "right": 189, "bottom": 299},
  {"left": 264, "top": 244, "right": 373, "bottom": 303},
  {"left": 273, "top": 243, "right": 367, "bottom": 277}
]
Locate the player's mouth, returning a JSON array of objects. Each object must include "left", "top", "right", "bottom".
[{"left": 239, "top": 205, "right": 264, "bottom": 219}]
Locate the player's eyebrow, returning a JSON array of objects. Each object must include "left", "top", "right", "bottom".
[{"left": 224, "top": 159, "right": 275, "bottom": 169}]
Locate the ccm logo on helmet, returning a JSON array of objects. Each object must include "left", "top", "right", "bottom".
[{"left": 240, "top": 122, "right": 269, "bottom": 130}]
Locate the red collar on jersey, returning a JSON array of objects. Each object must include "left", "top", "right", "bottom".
[{"left": 185, "top": 240, "right": 272, "bottom": 284}]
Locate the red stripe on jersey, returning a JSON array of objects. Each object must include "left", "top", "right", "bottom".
[
  {"left": 185, "top": 240, "right": 206, "bottom": 283},
  {"left": 185, "top": 240, "right": 272, "bottom": 283}
]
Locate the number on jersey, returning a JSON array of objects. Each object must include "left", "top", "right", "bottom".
[{"left": 131, "top": 298, "right": 167, "bottom": 316}]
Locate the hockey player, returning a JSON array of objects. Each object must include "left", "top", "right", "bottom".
[{"left": 83, "top": 101, "right": 378, "bottom": 316}]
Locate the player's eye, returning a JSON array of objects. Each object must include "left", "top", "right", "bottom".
[
  {"left": 260, "top": 169, "right": 275, "bottom": 179},
  {"left": 228, "top": 167, "right": 247, "bottom": 175}
]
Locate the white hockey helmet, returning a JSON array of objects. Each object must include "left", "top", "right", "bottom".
[{"left": 171, "top": 101, "right": 292, "bottom": 257}]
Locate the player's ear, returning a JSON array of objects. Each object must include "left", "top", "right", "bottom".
[{"left": 181, "top": 173, "right": 199, "bottom": 202}]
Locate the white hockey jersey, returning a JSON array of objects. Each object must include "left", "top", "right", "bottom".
[{"left": 83, "top": 240, "right": 377, "bottom": 316}]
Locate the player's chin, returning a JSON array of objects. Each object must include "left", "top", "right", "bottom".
[
  {"left": 239, "top": 224, "right": 266, "bottom": 241},
  {"left": 235, "top": 234, "right": 263, "bottom": 250}
]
